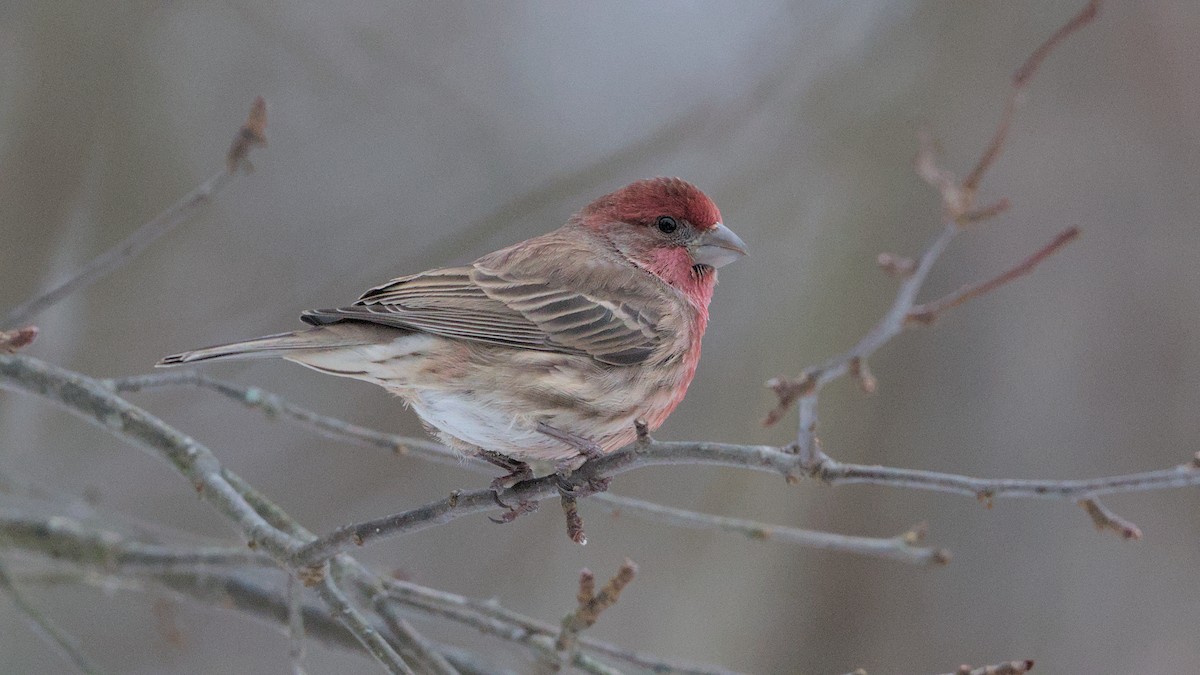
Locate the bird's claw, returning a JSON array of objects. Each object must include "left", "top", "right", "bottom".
[
  {"left": 489, "top": 491, "right": 539, "bottom": 524},
  {"left": 554, "top": 472, "right": 612, "bottom": 498}
]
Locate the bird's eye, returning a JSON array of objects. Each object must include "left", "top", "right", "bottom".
[{"left": 656, "top": 216, "right": 679, "bottom": 234}]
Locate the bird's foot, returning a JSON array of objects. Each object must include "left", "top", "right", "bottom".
[
  {"left": 554, "top": 471, "right": 612, "bottom": 498},
  {"left": 479, "top": 450, "right": 534, "bottom": 491},
  {"left": 489, "top": 491, "right": 539, "bottom": 524}
]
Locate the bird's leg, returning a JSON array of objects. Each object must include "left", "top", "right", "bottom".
[
  {"left": 478, "top": 449, "right": 534, "bottom": 491},
  {"left": 534, "top": 422, "right": 616, "bottom": 545},
  {"left": 536, "top": 421, "right": 604, "bottom": 461},
  {"left": 478, "top": 449, "right": 538, "bottom": 523},
  {"left": 537, "top": 421, "right": 612, "bottom": 495}
]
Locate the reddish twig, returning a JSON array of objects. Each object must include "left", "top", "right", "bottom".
[
  {"left": 907, "top": 226, "right": 1080, "bottom": 325},
  {"left": 962, "top": 0, "right": 1101, "bottom": 191},
  {"left": 0, "top": 326, "right": 38, "bottom": 353},
  {"left": 1079, "top": 498, "right": 1142, "bottom": 540},
  {"left": 227, "top": 96, "right": 268, "bottom": 173},
  {"left": 876, "top": 252, "right": 916, "bottom": 278},
  {"left": 561, "top": 495, "right": 587, "bottom": 545},
  {"left": 555, "top": 559, "right": 638, "bottom": 656}
]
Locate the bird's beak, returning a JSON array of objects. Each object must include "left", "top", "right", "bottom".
[{"left": 690, "top": 222, "right": 748, "bottom": 268}]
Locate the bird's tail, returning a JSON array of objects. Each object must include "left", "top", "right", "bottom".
[{"left": 157, "top": 326, "right": 377, "bottom": 367}]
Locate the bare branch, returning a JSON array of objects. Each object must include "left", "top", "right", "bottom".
[
  {"left": 0, "top": 509, "right": 729, "bottom": 675},
  {"left": 372, "top": 593, "right": 462, "bottom": 675},
  {"left": 765, "top": 3, "right": 1099, "bottom": 449},
  {"left": 0, "top": 356, "right": 295, "bottom": 559},
  {"left": 587, "top": 493, "right": 949, "bottom": 566},
  {"left": 7, "top": 350, "right": 1194, "bottom": 571},
  {"left": 287, "top": 576, "right": 309, "bottom": 675},
  {"left": 312, "top": 573, "right": 413, "bottom": 675},
  {"left": 963, "top": 0, "right": 1100, "bottom": 191},
  {"left": 907, "top": 226, "right": 1080, "bottom": 325},
  {"left": 2, "top": 97, "right": 268, "bottom": 330},
  {"left": 556, "top": 559, "right": 638, "bottom": 658},
  {"left": 0, "top": 561, "right": 101, "bottom": 674}
]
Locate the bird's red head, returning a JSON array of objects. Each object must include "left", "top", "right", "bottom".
[
  {"left": 582, "top": 177, "right": 723, "bottom": 232},
  {"left": 576, "top": 177, "right": 747, "bottom": 303}
]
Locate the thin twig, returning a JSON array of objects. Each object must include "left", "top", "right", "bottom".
[
  {"left": 907, "top": 227, "right": 1080, "bottom": 324},
  {"left": 378, "top": 575, "right": 735, "bottom": 675},
  {"left": 106, "top": 371, "right": 461, "bottom": 468},
  {"left": 0, "top": 561, "right": 102, "bottom": 674},
  {"left": 0, "top": 508, "right": 273, "bottom": 572},
  {"left": 962, "top": 0, "right": 1100, "bottom": 191},
  {"left": 555, "top": 559, "right": 638, "bottom": 657},
  {"left": 944, "top": 659, "right": 1035, "bottom": 675},
  {"left": 587, "top": 493, "right": 949, "bottom": 566},
  {"left": 344, "top": 560, "right": 461, "bottom": 675},
  {"left": 2, "top": 97, "right": 268, "bottom": 330},
  {"left": 1079, "top": 498, "right": 1142, "bottom": 540},
  {"left": 312, "top": 573, "right": 413, "bottom": 675},
  {"left": 374, "top": 598, "right": 463, "bottom": 675},
  {"left": 287, "top": 575, "right": 309, "bottom": 675}
]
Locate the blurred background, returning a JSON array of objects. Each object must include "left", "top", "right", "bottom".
[{"left": 2, "top": 1, "right": 1200, "bottom": 672}]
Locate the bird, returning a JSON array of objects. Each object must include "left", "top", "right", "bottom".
[{"left": 158, "top": 177, "right": 746, "bottom": 491}]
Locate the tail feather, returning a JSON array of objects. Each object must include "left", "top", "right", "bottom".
[{"left": 157, "top": 327, "right": 378, "bottom": 367}]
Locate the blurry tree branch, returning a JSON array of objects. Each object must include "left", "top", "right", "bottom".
[
  {"left": 0, "top": 509, "right": 732, "bottom": 674},
  {"left": 0, "top": 561, "right": 101, "bottom": 675},
  {"left": 948, "top": 660, "right": 1036, "bottom": 675},
  {"left": 0, "top": 96, "right": 267, "bottom": 330}
]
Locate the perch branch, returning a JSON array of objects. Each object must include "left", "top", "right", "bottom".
[
  {"left": 111, "top": 370, "right": 948, "bottom": 565},
  {"left": 4, "top": 352, "right": 1188, "bottom": 569}
]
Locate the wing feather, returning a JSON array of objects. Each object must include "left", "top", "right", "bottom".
[{"left": 301, "top": 248, "right": 673, "bottom": 366}]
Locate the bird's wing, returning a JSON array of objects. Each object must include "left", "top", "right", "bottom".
[{"left": 300, "top": 265, "right": 667, "bottom": 366}]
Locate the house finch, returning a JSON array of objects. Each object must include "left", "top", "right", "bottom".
[{"left": 159, "top": 177, "right": 746, "bottom": 486}]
